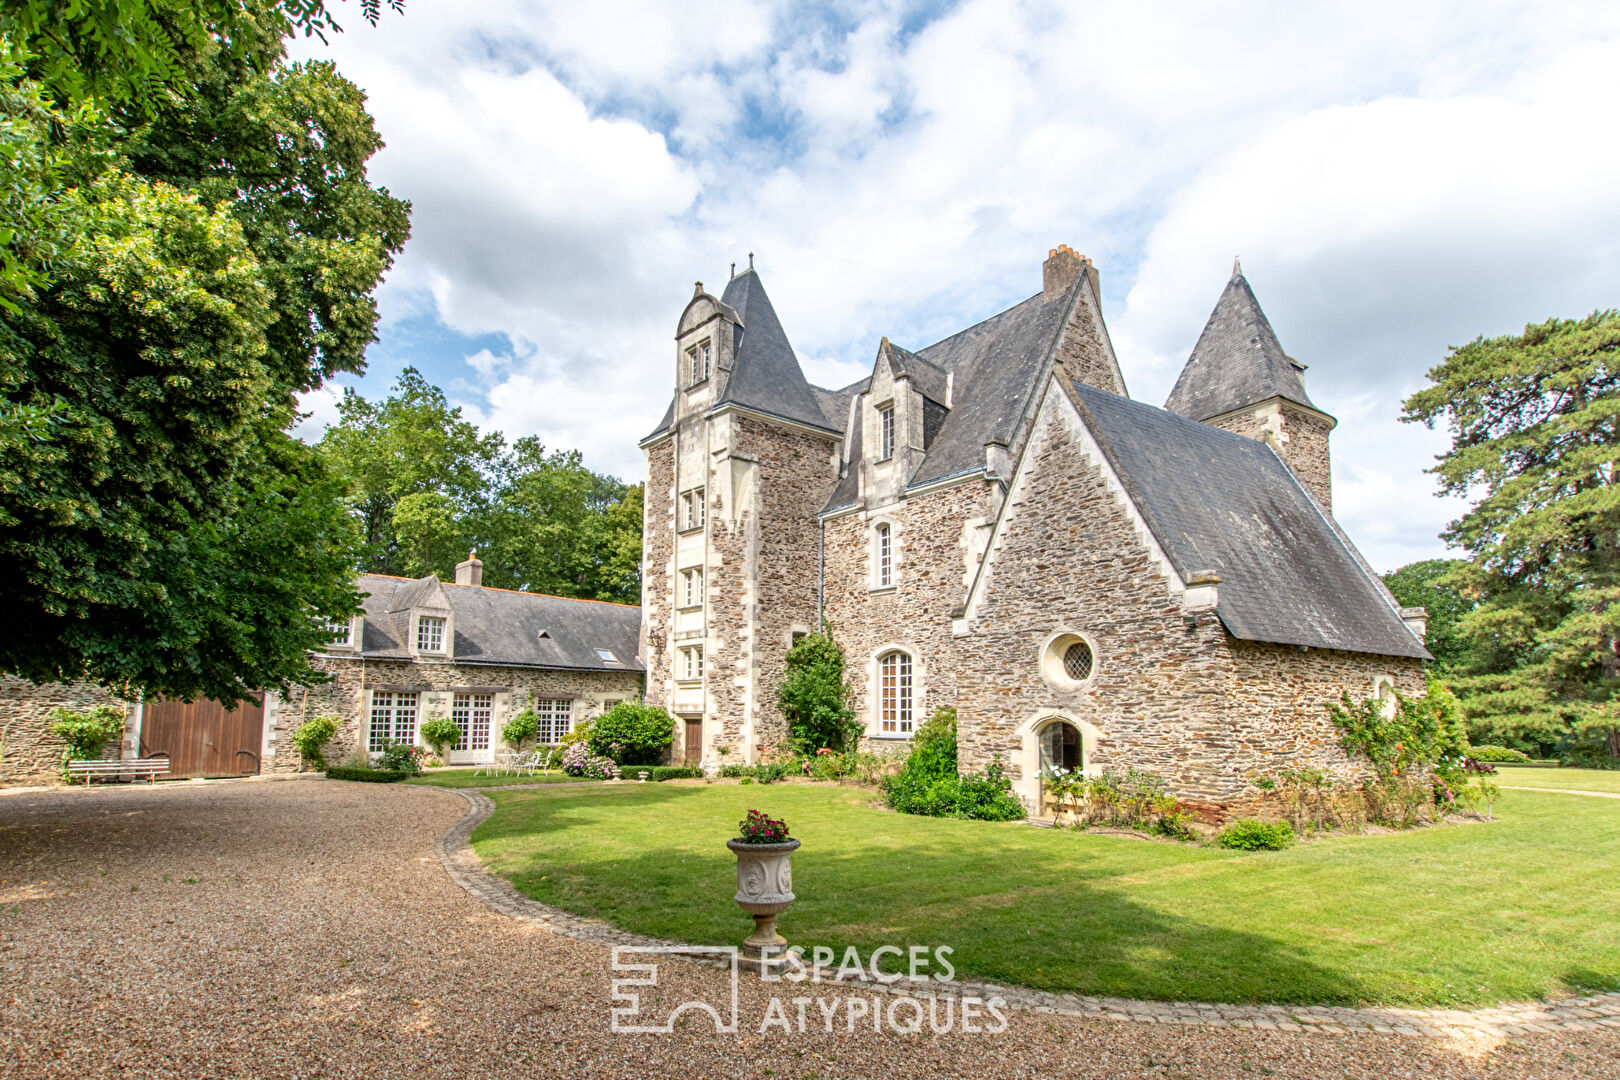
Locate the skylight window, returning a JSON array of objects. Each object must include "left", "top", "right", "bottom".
[{"left": 596, "top": 648, "right": 619, "bottom": 663}]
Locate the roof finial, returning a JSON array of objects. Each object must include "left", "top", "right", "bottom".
[
  {"left": 1232, "top": 256, "right": 1243, "bottom": 279},
  {"left": 730, "top": 261, "right": 736, "bottom": 279},
  {"left": 748, "top": 252, "right": 754, "bottom": 271},
  {"left": 693, "top": 280, "right": 703, "bottom": 297}
]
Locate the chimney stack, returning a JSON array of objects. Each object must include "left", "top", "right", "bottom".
[
  {"left": 455, "top": 549, "right": 483, "bottom": 587},
  {"left": 1043, "top": 244, "right": 1096, "bottom": 303}
]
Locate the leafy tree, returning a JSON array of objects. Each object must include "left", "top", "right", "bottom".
[
  {"left": 319, "top": 370, "right": 643, "bottom": 602},
  {"left": 0, "top": 3, "right": 406, "bottom": 703},
  {"left": 1403, "top": 311, "right": 1620, "bottom": 759},
  {"left": 1382, "top": 559, "right": 1477, "bottom": 670},
  {"left": 776, "top": 632, "right": 858, "bottom": 753},
  {"left": 318, "top": 368, "right": 499, "bottom": 574}
]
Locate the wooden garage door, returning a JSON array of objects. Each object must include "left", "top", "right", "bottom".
[{"left": 140, "top": 697, "right": 264, "bottom": 779}]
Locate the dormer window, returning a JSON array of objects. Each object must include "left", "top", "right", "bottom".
[
  {"left": 878, "top": 403, "right": 895, "bottom": 460},
  {"left": 325, "top": 616, "right": 353, "bottom": 648},
  {"left": 417, "top": 615, "right": 446, "bottom": 654},
  {"left": 687, "top": 339, "right": 712, "bottom": 387},
  {"left": 682, "top": 487, "right": 706, "bottom": 531}
]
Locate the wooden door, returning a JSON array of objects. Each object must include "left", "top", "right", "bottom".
[
  {"left": 141, "top": 697, "right": 264, "bottom": 778},
  {"left": 683, "top": 719, "right": 702, "bottom": 764}
]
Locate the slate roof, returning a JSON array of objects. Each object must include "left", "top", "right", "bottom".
[
  {"left": 1067, "top": 381, "right": 1428, "bottom": 659},
  {"left": 353, "top": 574, "right": 644, "bottom": 672},
  {"left": 883, "top": 340, "right": 951, "bottom": 404},
  {"left": 1164, "top": 261, "right": 1320, "bottom": 421},
  {"left": 713, "top": 270, "right": 841, "bottom": 433}
]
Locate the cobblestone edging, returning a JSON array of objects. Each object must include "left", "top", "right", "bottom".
[{"left": 434, "top": 789, "right": 1620, "bottom": 1039}]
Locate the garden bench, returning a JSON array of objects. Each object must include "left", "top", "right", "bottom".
[{"left": 65, "top": 758, "right": 170, "bottom": 786}]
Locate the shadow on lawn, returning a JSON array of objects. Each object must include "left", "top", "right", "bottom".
[{"left": 476, "top": 785, "right": 1376, "bottom": 1006}]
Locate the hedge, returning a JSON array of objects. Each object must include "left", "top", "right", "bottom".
[
  {"left": 325, "top": 766, "right": 409, "bottom": 783},
  {"left": 646, "top": 766, "right": 702, "bottom": 781}
]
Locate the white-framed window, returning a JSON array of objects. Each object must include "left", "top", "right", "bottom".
[
  {"left": 602, "top": 698, "right": 623, "bottom": 714},
  {"left": 452, "top": 692, "right": 492, "bottom": 752},
  {"left": 875, "top": 523, "right": 893, "bottom": 588},
  {"left": 687, "top": 339, "right": 712, "bottom": 386},
  {"left": 682, "top": 487, "right": 706, "bottom": 531},
  {"left": 682, "top": 566, "right": 705, "bottom": 607},
  {"left": 416, "top": 615, "right": 446, "bottom": 653},
  {"left": 878, "top": 403, "right": 895, "bottom": 460},
  {"left": 325, "top": 616, "right": 353, "bottom": 647},
  {"left": 369, "top": 691, "right": 419, "bottom": 751},
  {"left": 533, "top": 698, "right": 574, "bottom": 743},
  {"left": 679, "top": 645, "right": 704, "bottom": 681},
  {"left": 879, "top": 651, "right": 913, "bottom": 736}
]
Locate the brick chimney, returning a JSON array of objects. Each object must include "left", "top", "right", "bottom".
[
  {"left": 1043, "top": 244, "right": 1097, "bottom": 303},
  {"left": 454, "top": 549, "right": 483, "bottom": 587}
]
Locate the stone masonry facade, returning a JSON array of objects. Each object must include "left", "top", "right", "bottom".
[
  {"left": 0, "top": 677, "right": 134, "bottom": 785},
  {"left": 822, "top": 481, "right": 986, "bottom": 743},
  {"left": 952, "top": 392, "right": 1422, "bottom": 816},
  {"left": 1206, "top": 398, "right": 1336, "bottom": 513},
  {"left": 264, "top": 656, "right": 644, "bottom": 772}
]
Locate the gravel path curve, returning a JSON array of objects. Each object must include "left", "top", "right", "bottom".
[
  {"left": 1498, "top": 786, "right": 1620, "bottom": 800},
  {"left": 1, "top": 778, "right": 1615, "bottom": 1079}
]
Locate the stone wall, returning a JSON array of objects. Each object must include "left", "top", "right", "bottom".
[
  {"left": 641, "top": 437, "right": 677, "bottom": 730},
  {"left": 1206, "top": 398, "right": 1335, "bottom": 514},
  {"left": 953, "top": 393, "right": 1422, "bottom": 817},
  {"left": 822, "top": 480, "right": 987, "bottom": 743},
  {"left": 265, "top": 658, "right": 644, "bottom": 772},
  {"left": 1052, "top": 279, "right": 1127, "bottom": 396},
  {"left": 0, "top": 677, "right": 133, "bottom": 785},
  {"left": 711, "top": 415, "right": 839, "bottom": 758}
]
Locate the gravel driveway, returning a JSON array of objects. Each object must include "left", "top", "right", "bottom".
[{"left": 0, "top": 778, "right": 1614, "bottom": 1079}]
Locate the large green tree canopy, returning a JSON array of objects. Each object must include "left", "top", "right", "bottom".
[
  {"left": 1403, "top": 311, "right": 1620, "bottom": 759},
  {"left": 319, "top": 369, "right": 644, "bottom": 605},
  {"left": 0, "top": 2, "right": 409, "bottom": 702}
]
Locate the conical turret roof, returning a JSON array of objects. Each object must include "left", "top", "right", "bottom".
[
  {"left": 715, "top": 269, "right": 837, "bottom": 432},
  {"left": 1165, "top": 260, "right": 1319, "bottom": 421}
]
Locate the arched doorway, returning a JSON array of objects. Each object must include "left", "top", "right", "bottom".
[{"left": 1037, "top": 718, "right": 1083, "bottom": 776}]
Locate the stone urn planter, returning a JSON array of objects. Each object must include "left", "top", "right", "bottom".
[{"left": 726, "top": 837, "right": 800, "bottom": 973}]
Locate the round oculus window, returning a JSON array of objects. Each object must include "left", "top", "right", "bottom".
[
  {"left": 1041, "top": 632, "right": 1097, "bottom": 689},
  {"left": 1063, "top": 641, "right": 1093, "bottom": 682}
]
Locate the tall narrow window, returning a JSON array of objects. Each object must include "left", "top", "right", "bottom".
[
  {"left": 879, "top": 651, "right": 913, "bottom": 736},
  {"left": 682, "top": 488, "right": 706, "bottom": 530},
  {"left": 682, "top": 567, "right": 704, "bottom": 607},
  {"left": 533, "top": 698, "right": 573, "bottom": 743},
  {"left": 452, "top": 692, "right": 493, "bottom": 753},
  {"left": 878, "top": 404, "right": 895, "bottom": 460},
  {"left": 699, "top": 340, "right": 712, "bottom": 381},
  {"left": 416, "top": 615, "right": 446, "bottom": 653},
  {"left": 369, "top": 691, "right": 419, "bottom": 751},
  {"left": 875, "top": 523, "right": 893, "bottom": 588}
]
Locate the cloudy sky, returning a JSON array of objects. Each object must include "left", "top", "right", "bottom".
[{"left": 292, "top": 0, "right": 1620, "bottom": 573}]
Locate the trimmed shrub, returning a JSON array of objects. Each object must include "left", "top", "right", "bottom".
[
  {"left": 647, "top": 766, "right": 701, "bottom": 781},
  {"left": 325, "top": 766, "right": 408, "bottom": 783},
  {"left": 587, "top": 701, "right": 675, "bottom": 766},
  {"left": 1217, "top": 819, "right": 1294, "bottom": 851},
  {"left": 1470, "top": 744, "right": 1531, "bottom": 763},
  {"left": 502, "top": 708, "right": 539, "bottom": 749},
  {"left": 883, "top": 709, "right": 1025, "bottom": 822},
  {"left": 419, "top": 716, "right": 461, "bottom": 758},
  {"left": 290, "top": 716, "right": 339, "bottom": 771},
  {"left": 48, "top": 705, "right": 126, "bottom": 765}
]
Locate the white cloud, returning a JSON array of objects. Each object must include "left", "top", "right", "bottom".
[{"left": 294, "top": 0, "right": 1620, "bottom": 569}]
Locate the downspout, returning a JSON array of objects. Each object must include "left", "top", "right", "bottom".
[{"left": 818, "top": 517, "right": 826, "bottom": 633}]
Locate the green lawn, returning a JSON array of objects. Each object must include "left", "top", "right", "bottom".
[
  {"left": 404, "top": 769, "right": 600, "bottom": 789},
  {"left": 1495, "top": 765, "right": 1620, "bottom": 794},
  {"left": 471, "top": 783, "right": 1620, "bottom": 1008}
]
